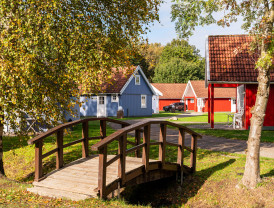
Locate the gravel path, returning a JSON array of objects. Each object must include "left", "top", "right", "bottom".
[{"left": 110, "top": 117, "right": 274, "bottom": 159}]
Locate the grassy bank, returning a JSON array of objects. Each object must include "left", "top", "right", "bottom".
[{"left": 1, "top": 120, "right": 274, "bottom": 207}]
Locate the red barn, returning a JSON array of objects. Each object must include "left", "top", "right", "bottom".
[
  {"left": 182, "top": 80, "right": 236, "bottom": 112},
  {"left": 151, "top": 83, "right": 187, "bottom": 110},
  {"left": 206, "top": 35, "right": 274, "bottom": 129}
]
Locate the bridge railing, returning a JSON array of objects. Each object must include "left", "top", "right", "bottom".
[
  {"left": 28, "top": 118, "right": 130, "bottom": 182},
  {"left": 91, "top": 120, "right": 202, "bottom": 198}
]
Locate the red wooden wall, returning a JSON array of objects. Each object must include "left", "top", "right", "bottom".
[
  {"left": 185, "top": 97, "right": 195, "bottom": 110},
  {"left": 204, "top": 98, "right": 231, "bottom": 112},
  {"left": 245, "top": 84, "right": 274, "bottom": 129},
  {"left": 159, "top": 99, "right": 181, "bottom": 110}
]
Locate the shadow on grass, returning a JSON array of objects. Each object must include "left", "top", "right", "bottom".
[
  {"left": 261, "top": 169, "right": 274, "bottom": 178},
  {"left": 122, "top": 159, "right": 236, "bottom": 208}
]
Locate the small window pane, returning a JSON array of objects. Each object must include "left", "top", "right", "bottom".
[
  {"left": 141, "top": 95, "right": 146, "bottom": 108},
  {"left": 99, "top": 97, "right": 104, "bottom": 104},
  {"left": 135, "top": 75, "right": 140, "bottom": 85}
]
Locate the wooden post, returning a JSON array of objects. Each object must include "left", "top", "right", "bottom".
[
  {"left": 135, "top": 129, "right": 141, "bottom": 158},
  {"left": 177, "top": 128, "right": 185, "bottom": 168},
  {"left": 159, "top": 124, "right": 166, "bottom": 168},
  {"left": 35, "top": 140, "right": 43, "bottom": 181},
  {"left": 211, "top": 84, "right": 214, "bottom": 128},
  {"left": 82, "top": 121, "right": 89, "bottom": 158},
  {"left": 208, "top": 83, "right": 211, "bottom": 123},
  {"left": 98, "top": 146, "right": 107, "bottom": 198},
  {"left": 190, "top": 135, "right": 197, "bottom": 173},
  {"left": 142, "top": 124, "right": 150, "bottom": 172},
  {"left": 56, "top": 129, "right": 64, "bottom": 170},
  {"left": 118, "top": 134, "right": 126, "bottom": 185},
  {"left": 100, "top": 120, "right": 106, "bottom": 139}
]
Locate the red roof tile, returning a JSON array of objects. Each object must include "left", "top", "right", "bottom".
[
  {"left": 151, "top": 83, "right": 187, "bottom": 99},
  {"left": 190, "top": 80, "right": 236, "bottom": 98},
  {"left": 207, "top": 35, "right": 274, "bottom": 83}
]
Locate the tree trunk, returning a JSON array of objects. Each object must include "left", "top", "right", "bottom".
[
  {"left": 241, "top": 65, "right": 270, "bottom": 188},
  {"left": 0, "top": 112, "right": 5, "bottom": 177}
]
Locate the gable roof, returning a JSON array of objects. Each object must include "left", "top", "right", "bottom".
[
  {"left": 100, "top": 65, "right": 155, "bottom": 95},
  {"left": 183, "top": 80, "right": 236, "bottom": 98},
  {"left": 151, "top": 83, "right": 187, "bottom": 99},
  {"left": 205, "top": 34, "right": 274, "bottom": 85}
]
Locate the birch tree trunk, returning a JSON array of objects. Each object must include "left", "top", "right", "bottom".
[
  {"left": 241, "top": 2, "right": 273, "bottom": 188},
  {"left": 0, "top": 112, "right": 5, "bottom": 177}
]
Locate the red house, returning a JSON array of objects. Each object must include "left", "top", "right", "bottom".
[
  {"left": 151, "top": 83, "right": 187, "bottom": 110},
  {"left": 182, "top": 80, "right": 236, "bottom": 112},
  {"left": 206, "top": 35, "right": 274, "bottom": 129}
]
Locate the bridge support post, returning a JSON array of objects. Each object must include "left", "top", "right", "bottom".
[
  {"left": 98, "top": 146, "right": 107, "bottom": 199},
  {"left": 142, "top": 124, "right": 150, "bottom": 172},
  {"left": 159, "top": 124, "right": 166, "bottom": 168},
  {"left": 35, "top": 140, "right": 43, "bottom": 181},
  {"left": 177, "top": 128, "right": 185, "bottom": 184},
  {"left": 190, "top": 135, "right": 197, "bottom": 173},
  {"left": 118, "top": 134, "right": 126, "bottom": 185},
  {"left": 82, "top": 121, "right": 89, "bottom": 158},
  {"left": 56, "top": 129, "right": 64, "bottom": 169}
]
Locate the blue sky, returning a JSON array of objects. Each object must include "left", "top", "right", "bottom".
[{"left": 144, "top": 0, "right": 247, "bottom": 57}]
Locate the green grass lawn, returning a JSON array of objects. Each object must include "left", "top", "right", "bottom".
[
  {"left": 1, "top": 119, "right": 274, "bottom": 207},
  {"left": 190, "top": 128, "right": 274, "bottom": 143},
  {"left": 117, "top": 110, "right": 182, "bottom": 120},
  {"left": 173, "top": 112, "right": 229, "bottom": 123}
]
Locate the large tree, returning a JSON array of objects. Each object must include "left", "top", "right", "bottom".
[
  {"left": 153, "top": 39, "right": 204, "bottom": 83},
  {"left": 0, "top": 0, "right": 161, "bottom": 176},
  {"left": 172, "top": 0, "right": 273, "bottom": 188}
]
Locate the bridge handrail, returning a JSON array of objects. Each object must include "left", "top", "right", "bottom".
[
  {"left": 28, "top": 118, "right": 129, "bottom": 145},
  {"left": 27, "top": 117, "right": 130, "bottom": 181},
  {"left": 91, "top": 120, "right": 202, "bottom": 151},
  {"left": 90, "top": 119, "right": 202, "bottom": 198}
]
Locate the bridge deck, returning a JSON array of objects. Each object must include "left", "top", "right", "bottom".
[{"left": 28, "top": 155, "right": 149, "bottom": 201}]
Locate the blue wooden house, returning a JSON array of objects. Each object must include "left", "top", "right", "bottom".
[{"left": 80, "top": 66, "right": 156, "bottom": 117}]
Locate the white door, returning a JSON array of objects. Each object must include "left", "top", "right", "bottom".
[
  {"left": 97, "top": 96, "right": 107, "bottom": 117},
  {"left": 231, "top": 99, "right": 236, "bottom": 113}
]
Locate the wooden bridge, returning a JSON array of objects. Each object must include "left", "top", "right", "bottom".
[{"left": 27, "top": 118, "right": 202, "bottom": 200}]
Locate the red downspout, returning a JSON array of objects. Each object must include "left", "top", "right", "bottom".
[
  {"left": 208, "top": 84, "right": 211, "bottom": 123},
  {"left": 211, "top": 84, "right": 214, "bottom": 128}
]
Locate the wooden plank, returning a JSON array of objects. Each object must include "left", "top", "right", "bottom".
[
  {"left": 127, "top": 140, "right": 136, "bottom": 146},
  {"left": 35, "top": 140, "right": 43, "bottom": 181},
  {"left": 184, "top": 145, "right": 193, "bottom": 153},
  {"left": 162, "top": 163, "right": 179, "bottom": 171},
  {"left": 56, "top": 129, "right": 64, "bottom": 170},
  {"left": 63, "top": 138, "right": 84, "bottom": 148},
  {"left": 190, "top": 135, "right": 198, "bottom": 173},
  {"left": 148, "top": 161, "right": 161, "bottom": 171},
  {"left": 142, "top": 124, "right": 150, "bottom": 172},
  {"left": 106, "top": 154, "right": 120, "bottom": 167},
  {"left": 125, "top": 166, "right": 144, "bottom": 182},
  {"left": 159, "top": 124, "right": 166, "bottom": 168},
  {"left": 88, "top": 136, "right": 103, "bottom": 140},
  {"left": 42, "top": 148, "right": 58, "bottom": 159},
  {"left": 125, "top": 143, "right": 145, "bottom": 155},
  {"left": 166, "top": 141, "right": 179, "bottom": 147},
  {"left": 82, "top": 121, "right": 89, "bottom": 158}
]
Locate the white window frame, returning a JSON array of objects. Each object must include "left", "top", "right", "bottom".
[
  {"left": 190, "top": 99, "right": 194, "bottom": 103},
  {"left": 135, "top": 75, "right": 140, "bottom": 85},
  {"left": 141, "top": 95, "right": 147, "bottom": 108},
  {"left": 111, "top": 94, "right": 119, "bottom": 102}
]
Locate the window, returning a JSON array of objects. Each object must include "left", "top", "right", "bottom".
[
  {"left": 190, "top": 99, "right": 194, "bottom": 103},
  {"left": 141, "top": 95, "right": 146, "bottom": 108},
  {"left": 135, "top": 75, "right": 140, "bottom": 85},
  {"left": 233, "top": 99, "right": 236, "bottom": 104},
  {"left": 99, "top": 96, "right": 104, "bottom": 105},
  {"left": 111, "top": 95, "right": 119, "bottom": 102}
]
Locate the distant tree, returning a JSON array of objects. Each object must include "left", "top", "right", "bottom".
[
  {"left": 171, "top": 0, "right": 273, "bottom": 188},
  {"left": 0, "top": 0, "right": 161, "bottom": 177},
  {"left": 132, "top": 43, "right": 164, "bottom": 81},
  {"left": 153, "top": 39, "right": 205, "bottom": 83}
]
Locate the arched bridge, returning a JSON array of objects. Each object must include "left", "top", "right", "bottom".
[{"left": 27, "top": 118, "right": 202, "bottom": 200}]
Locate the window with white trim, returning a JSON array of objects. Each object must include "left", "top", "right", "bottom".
[
  {"left": 190, "top": 99, "right": 194, "bottom": 103},
  {"left": 135, "top": 75, "right": 140, "bottom": 85},
  {"left": 141, "top": 95, "right": 147, "bottom": 108},
  {"left": 111, "top": 95, "right": 119, "bottom": 102},
  {"left": 99, "top": 96, "right": 105, "bottom": 105}
]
